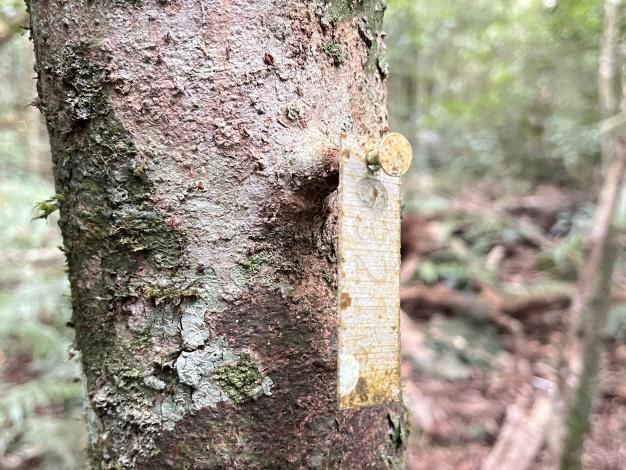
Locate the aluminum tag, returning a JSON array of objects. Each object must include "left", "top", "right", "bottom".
[{"left": 337, "top": 133, "right": 402, "bottom": 409}]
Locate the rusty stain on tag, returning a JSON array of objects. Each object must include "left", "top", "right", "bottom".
[{"left": 336, "top": 133, "right": 402, "bottom": 409}]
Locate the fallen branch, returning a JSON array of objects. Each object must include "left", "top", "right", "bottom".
[
  {"left": 400, "top": 282, "right": 569, "bottom": 324},
  {"left": 482, "top": 395, "right": 554, "bottom": 470},
  {"left": 401, "top": 280, "right": 625, "bottom": 325},
  {"left": 400, "top": 282, "right": 526, "bottom": 351}
]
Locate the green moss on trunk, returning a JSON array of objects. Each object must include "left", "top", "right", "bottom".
[
  {"left": 323, "top": 41, "right": 345, "bottom": 65},
  {"left": 213, "top": 353, "right": 273, "bottom": 404},
  {"left": 42, "top": 45, "right": 184, "bottom": 417},
  {"left": 317, "top": 1, "right": 388, "bottom": 72}
]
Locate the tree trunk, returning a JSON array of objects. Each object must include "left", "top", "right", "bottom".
[{"left": 28, "top": 0, "right": 406, "bottom": 468}]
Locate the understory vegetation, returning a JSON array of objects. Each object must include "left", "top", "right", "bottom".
[{"left": 387, "top": 0, "right": 626, "bottom": 467}]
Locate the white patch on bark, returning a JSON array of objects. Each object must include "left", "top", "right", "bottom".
[
  {"left": 180, "top": 302, "right": 209, "bottom": 349},
  {"left": 261, "top": 376, "right": 274, "bottom": 397},
  {"left": 80, "top": 359, "right": 102, "bottom": 449},
  {"left": 158, "top": 386, "right": 193, "bottom": 432},
  {"left": 175, "top": 337, "right": 236, "bottom": 409},
  {"left": 143, "top": 375, "right": 166, "bottom": 391}
]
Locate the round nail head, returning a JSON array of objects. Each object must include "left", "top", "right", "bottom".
[{"left": 377, "top": 132, "right": 413, "bottom": 176}]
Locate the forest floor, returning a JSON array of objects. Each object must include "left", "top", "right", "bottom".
[{"left": 399, "top": 181, "right": 626, "bottom": 469}]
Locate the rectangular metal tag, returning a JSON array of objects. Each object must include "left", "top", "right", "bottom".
[{"left": 337, "top": 134, "right": 402, "bottom": 409}]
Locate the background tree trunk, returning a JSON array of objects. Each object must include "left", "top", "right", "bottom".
[{"left": 27, "top": 0, "right": 406, "bottom": 468}]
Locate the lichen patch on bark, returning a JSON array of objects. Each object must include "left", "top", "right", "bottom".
[
  {"left": 175, "top": 337, "right": 236, "bottom": 409},
  {"left": 180, "top": 302, "right": 209, "bottom": 350}
]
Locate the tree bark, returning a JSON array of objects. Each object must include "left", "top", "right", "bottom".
[
  {"left": 27, "top": 0, "right": 406, "bottom": 468},
  {"left": 598, "top": 0, "right": 621, "bottom": 117},
  {"left": 559, "top": 133, "right": 626, "bottom": 470}
]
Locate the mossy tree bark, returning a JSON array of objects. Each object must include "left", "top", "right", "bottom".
[{"left": 28, "top": 0, "right": 406, "bottom": 468}]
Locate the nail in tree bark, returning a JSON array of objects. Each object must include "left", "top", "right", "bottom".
[{"left": 27, "top": 0, "right": 407, "bottom": 467}]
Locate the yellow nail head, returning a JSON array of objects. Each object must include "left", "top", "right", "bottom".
[{"left": 377, "top": 132, "right": 413, "bottom": 176}]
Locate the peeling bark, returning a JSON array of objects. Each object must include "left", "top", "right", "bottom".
[{"left": 28, "top": 0, "right": 406, "bottom": 467}]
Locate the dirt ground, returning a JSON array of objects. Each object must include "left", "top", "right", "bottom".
[{"left": 399, "top": 184, "right": 626, "bottom": 469}]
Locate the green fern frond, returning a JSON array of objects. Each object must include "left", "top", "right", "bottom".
[
  {"left": 0, "top": 379, "right": 82, "bottom": 425},
  {"left": 18, "top": 415, "right": 87, "bottom": 469},
  {"left": 536, "top": 232, "right": 584, "bottom": 279},
  {"left": 0, "top": 319, "right": 70, "bottom": 361},
  {"left": 502, "top": 278, "right": 575, "bottom": 298},
  {"left": 417, "top": 260, "right": 470, "bottom": 285},
  {"left": 32, "top": 194, "right": 63, "bottom": 221},
  {"left": 417, "top": 259, "right": 498, "bottom": 290}
]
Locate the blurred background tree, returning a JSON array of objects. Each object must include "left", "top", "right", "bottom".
[{"left": 387, "top": 0, "right": 602, "bottom": 187}]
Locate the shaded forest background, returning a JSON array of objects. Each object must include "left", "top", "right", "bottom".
[{"left": 1, "top": 0, "right": 625, "bottom": 468}]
